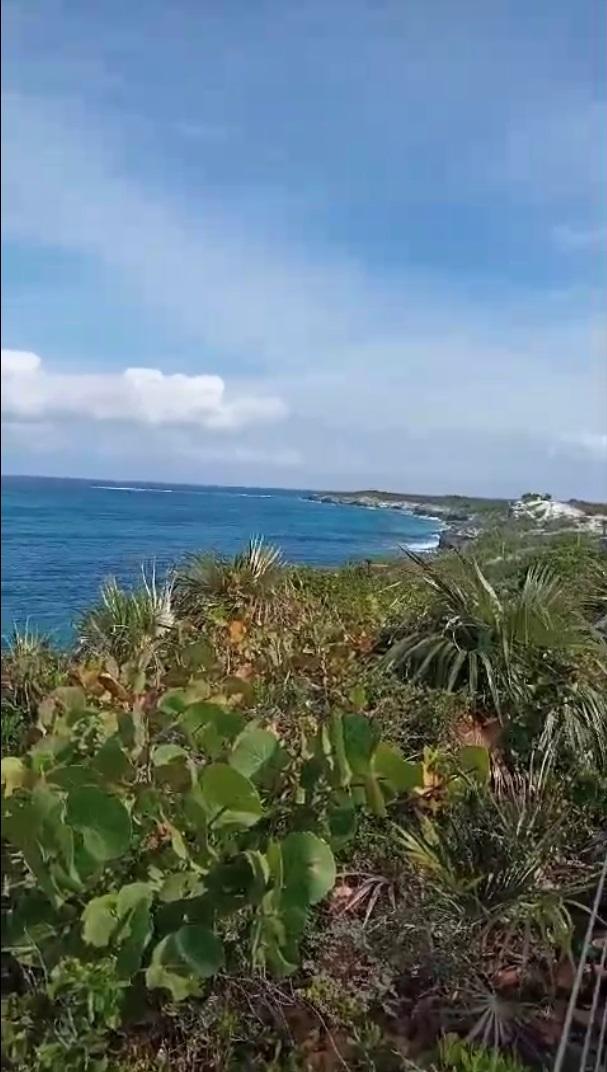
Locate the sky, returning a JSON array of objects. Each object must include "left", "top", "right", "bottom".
[{"left": 1, "top": 0, "right": 606, "bottom": 499}]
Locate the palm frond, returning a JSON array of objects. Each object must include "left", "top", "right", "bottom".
[{"left": 385, "top": 554, "right": 604, "bottom": 754}]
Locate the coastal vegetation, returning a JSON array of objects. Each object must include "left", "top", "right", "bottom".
[{"left": 2, "top": 529, "right": 606, "bottom": 1071}]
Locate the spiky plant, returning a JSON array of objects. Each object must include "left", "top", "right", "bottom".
[
  {"left": 393, "top": 756, "right": 591, "bottom": 956},
  {"left": 384, "top": 554, "right": 607, "bottom": 763},
  {"left": 175, "top": 537, "right": 285, "bottom": 624},
  {"left": 1, "top": 624, "right": 63, "bottom": 751},
  {"left": 77, "top": 567, "right": 174, "bottom": 665}
]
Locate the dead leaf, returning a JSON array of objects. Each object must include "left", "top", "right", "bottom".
[
  {"left": 98, "top": 672, "right": 129, "bottom": 701},
  {"left": 229, "top": 620, "right": 246, "bottom": 643},
  {"left": 493, "top": 967, "right": 522, "bottom": 991}
]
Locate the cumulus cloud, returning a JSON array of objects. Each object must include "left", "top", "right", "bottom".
[{"left": 1, "top": 350, "right": 287, "bottom": 430}]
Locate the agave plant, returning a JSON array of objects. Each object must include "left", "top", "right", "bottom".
[
  {"left": 77, "top": 567, "right": 175, "bottom": 665},
  {"left": 175, "top": 537, "right": 285, "bottom": 624}
]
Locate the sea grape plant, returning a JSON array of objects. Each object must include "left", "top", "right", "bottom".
[{"left": 1, "top": 669, "right": 424, "bottom": 1001}]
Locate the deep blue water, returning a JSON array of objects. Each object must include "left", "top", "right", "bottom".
[{"left": 1, "top": 476, "right": 440, "bottom": 644}]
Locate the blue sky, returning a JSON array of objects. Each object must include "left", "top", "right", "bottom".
[{"left": 2, "top": 0, "right": 606, "bottom": 498}]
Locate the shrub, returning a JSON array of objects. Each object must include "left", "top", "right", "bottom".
[
  {"left": 393, "top": 756, "right": 593, "bottom": 958},
  {"left": 1, "top": 665, "right": 425, "bottom": 1059},
  {"left": 384, "top": 554, "right": 607, "bottom": 765},
  {"left": 1, "top": 625, "right": 65, "bottom": 755},
  {"left": 77, "top": 569, "right": 175, "bottom": 665},
  {"left": 175, "top": 538, "right": 286, "bottom": 625}
]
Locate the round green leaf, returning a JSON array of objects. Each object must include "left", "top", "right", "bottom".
[
  {"left": 66, "top": 786, "right": 131, "bottom": 861},
  {"left": 457, "top": 744, "right": 490, "bottom": 782},
  {"left": 158, "top": 689, "right": 189, "bottom": 716},
  {"left": 152, "top": 744, "right": 189, "bottom": 766},
  {"left": 373, "top": 744, "right": 424, "bottom": 792},
  {"left": 82, "top": 894, "right": 117, "bottom": 947},
  {"left": 199, "top": 763, "right": 263, "bottom": 828},
  {"left": 229, "top": 723, "right": 280, "bottom": 778},
  {"left": 181, "top": 703, "right": 246, "bottom": 757},
  {"left": 174, "top": 924, "right": 225, "bottom": 978},
  {"left": 281, "top": 832, "right": 336, "bottom": 906},
  {"left": 47, "top": 764, "right": 101, "bottom": 790},
  {"left": 145, "top": 935, "right": 201, "bottom": 1002}
]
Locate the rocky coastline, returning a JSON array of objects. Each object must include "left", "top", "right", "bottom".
[
  {"left": 307, "top": 490, "right": 607, "bottom": 552},
  {"left": 307, "top": 491, "right": 486, "bottom": 549}
]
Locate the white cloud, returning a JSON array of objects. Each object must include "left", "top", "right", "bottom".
[
  {"left": 1, "top": 350, "right": 287, "bottom": 429},
  {"left": 2, "top": 93, "right": 606, "bottom": 498}
]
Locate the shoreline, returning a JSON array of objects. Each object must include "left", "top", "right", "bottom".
[
  {"left": 306, "top": 491, "right": 489, "bottom": 549},
  {"left": 306, "top": 489, "right": 607, "bottom": 550}
]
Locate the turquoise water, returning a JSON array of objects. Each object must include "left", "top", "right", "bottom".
[{"left": 1, "top": 476, "right": 439, "bottom": 644}]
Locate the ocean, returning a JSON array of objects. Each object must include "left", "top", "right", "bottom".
[{"left": 1, "top": 476, "right": 440, "bottom": 644}]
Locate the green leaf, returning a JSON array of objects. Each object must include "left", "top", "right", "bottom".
[
  {"left": 349, "top": 684, "right": 367, "bottom": 710},
  {"left": 256, "top": 903, "right": 308, "bottom": 977},
  {"left": 53, "top": 686, "right": 86, "bottom": 713},
  {"left": 113, "top": 884, "right": 154, "bottom": 978},
  {"left": 152, "top": 745, "right": 193, "bottom": 790},
  {"left": 199, "top": 763, "right": 263, "bottom": 828},
  {"left": 244, "top": 850, "right": 271, "bottom": 898},
  {"left": 327, "top": 711, "right": 350, "bottom": 787},
  {"left": 373, "top": 744, "right": 423, "bottom": 793},
  {"left": 457, "top": 744, "right": 490, "bottom": 783},
  {"left": 328, "top": 793, "right": 357, "bottom": 847},
  {"left": 174, "top": 924, "right": 225, "bottom": 977},
  {"left": 363, "top": 775, "right": 387, "bottom": 817},
  {"left": 229, "top": 723, "right": 281, "bottom": 779},
  {"left": 181, "top": 703, "right": 246, "bottom": 758},
  {"left": 47, "top": 764, "right": 101, "bottom": 790},
  {"left": 300, "top": 756, "right": 326, "bottom": 793},
  {"left": 145, "top": 935, "right": 201, "bottom": 1002},
  {"left": 118, "top": 709, "right": 146, "bottom": 753},
  {"left": 93, "top": 736, "right": 134, "bottom": 782},
  {"left": 82, "top": 894, "right": 117, "bottom": 947},
  {"left": 205, "top": 855, "right": 262, "bottom": 913},
  {"left": 182, "top": 678, "right": 212, "bottom": 703},
  {"left": 281, "top": 832, "right": 336, "bottom": 906},
  {"left": 182, "top": 639, "right": 217, "bottom": 671},
  {"left": 116, "top": 882, "right": 154, "bottom": 917},
  {"left": 145, "top": 925, "right": 224, "bottom": 999},
  {"left": 4, "top": 892, "right": 64, "bottom": 951},
  {"left": 158, "top": 689, "right": 189, "bottom": 716},
  {"left": 342, "top": 713, "right": 379, "bottom": 775},
  {"left": 116, "top": 898, "right": 153, "bottom": 979},
  {"left": 159, "top": 872, "right": 202, "bottom": 904},
  {"left": 152, "top": 744, "right": 189, "bottom": 766},
  {"left": 1, "top": 757, "right": 29, "bottom": 797},
  {"left": 66, "top": 786, "right": 132, "bottom": 861}
]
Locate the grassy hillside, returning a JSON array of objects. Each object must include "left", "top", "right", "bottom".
[{"left": 2, "top": 532, "right": 606, "bottom": 1071}]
